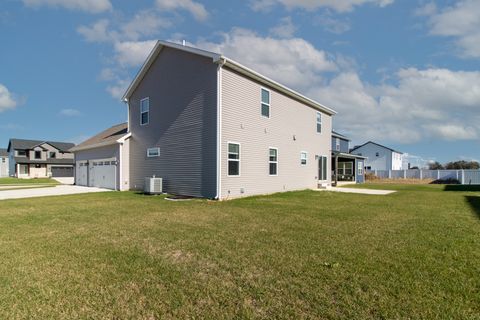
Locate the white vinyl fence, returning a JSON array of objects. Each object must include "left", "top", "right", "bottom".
[{"left": 368, "top": 169, "right": 480, "bottom": 185}]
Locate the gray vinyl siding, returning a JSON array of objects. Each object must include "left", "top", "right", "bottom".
[
  {"left": 74, "top": 144, "right": 120, "bottom": 189},
  {"left": 220, "top": 67, "right": 332, "bottom": 199},
  {"left": 331, "top": 137, "right": 349, "bottom": 153},
  {"left": 128, "top": 47, "right": 217, "bottom": 198}
]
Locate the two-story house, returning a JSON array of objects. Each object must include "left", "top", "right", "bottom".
[
  {"left": 72, "top": 40, "right": 336, "bottom": 199},
  {"left": 0, "top": 149, "right": 8, "bottom": 177},
  {"left": 350, "top": 141, "right": 404, "bottom": 171},
  {"left": 7, "top": 139, "right": 75, "bottom": 178},
  {"left": 331, "top": 131, "right": 366, "bottom": 185}
]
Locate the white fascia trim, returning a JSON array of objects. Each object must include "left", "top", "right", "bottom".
[
  {"left": 215, "top": 57, "right": 226, "bottom": 200},
  {"left": 116, "top": 132, "right": 132, "bottom": 144}
]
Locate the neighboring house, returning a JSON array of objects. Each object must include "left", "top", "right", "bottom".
[
  {"left": 70, "top": 123, "right": 130, "bottom": 190},
  {"left": 74, "top": 40, "right": 336, "bottom": 198},
  {"left": 350, "top": 141, "right": 404, "bottom": 171},
  {"left": 331, "top": 131, "right": 366, "bottom": 185},
  {"left": 7, "top": 139, "right": 75, "bottom": 178},
  {"left": 0, "top": 148, "right": 9, "bottom": 177}
]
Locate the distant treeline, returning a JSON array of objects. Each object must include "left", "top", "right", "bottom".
[{"left": 428, "top": 160, "right": 480, "bottom": 170}]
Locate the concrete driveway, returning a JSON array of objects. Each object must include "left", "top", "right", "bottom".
[
  {"left": 53, "top": 177, "right": 74, "bottom": 185},
  {"left": 0, "top": 185, "right": 112, "bottom": 201}
]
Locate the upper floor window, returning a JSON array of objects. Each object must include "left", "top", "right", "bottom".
[
  {"left": 17, "top": 150, "right": 26, "bottom": 157},
  {"left": 316, "top": 112, "right": 322, "bottom": 133},
  {"left": 261, "top": 88, "right": 270, "bottom": 118},
  {"left": 300, "top": 152, "right": 307, "bottom": 165},
  {"left": 269, "top": 148, "right": 278, "bottom": 176},
  {"left": 376, "top": 152, "right": 380, "bottom": 157},
  {"left": 35, "top": 151, "right": 41, "bottom": 159},
  {"left": 147, "top": 147, "right": 160, "bottom": 157},
  {"left": 49, "top": 152, "right": 56, "bottom": 159},
  {"left": 1, "top": 158, "right": 5, "bottom": 163},
  {"left": 228, "top": 143, "right": 240, "bottom": 176},
  {"left": 336, "top": 138, "right": 340, "bottom": 151},
  {"left": 140, "top": 97, "right": 150, "bottom": 125}
]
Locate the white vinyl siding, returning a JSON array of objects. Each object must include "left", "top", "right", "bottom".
[
  {"left": 269, "top": 148, "right": 278, "bottom": 176},
  {"left": 140, "top": 97, "right": 150, "bottom": 125}
]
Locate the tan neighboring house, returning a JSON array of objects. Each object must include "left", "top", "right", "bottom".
[
  {"left": 73, "top": 40, "right": 336, "bottom": 198},
  {"left": 0, "top": 149, "right": 8, "bottom": 177},
  {"left": 7, "top": 139, "right": 75, "bottom": 178}
]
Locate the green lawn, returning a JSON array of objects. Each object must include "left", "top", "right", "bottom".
[
  {"left": 0, "top": 177, "right": 59, "bottom": 185},
  {"left": 0, "top": 185, "right": 478, "bottom": 318}
]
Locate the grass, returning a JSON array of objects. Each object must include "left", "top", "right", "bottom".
[
  {"left": 0, "top": 185, "right": 478, "bottom": 318},
  {"left": 0, "top": 177, "right": 59, "bottom": 185}
]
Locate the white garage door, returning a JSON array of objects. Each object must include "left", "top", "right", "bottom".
[
  {"left": 76, "top": 161, "right": 88, "bottom": 186},
  {"left": 89, "top": 158, "right": 117, "bottom": 190}
]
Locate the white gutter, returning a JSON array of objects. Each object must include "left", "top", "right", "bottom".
[{"left": 215, "top": 57, "right": 226, "bottom": 200}]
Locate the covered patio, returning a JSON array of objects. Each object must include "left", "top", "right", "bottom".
[{"left": 332, "top": 152, "right": 367, "bottom": 186}]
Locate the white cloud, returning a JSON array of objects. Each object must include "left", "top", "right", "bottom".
[
  {"left": 22, "top": 0, "right": 112, "bottom": 13},
  {"left": 114, "top": 40, "right": 157, "bottom": 67},
  {"left": 107, "top": 79, "right": 131, "bottom": 100},
  {"left": 0, "top": 84, "right": 18, "bottom": 112},
  {"left": 251, "top": 0, "right": 394, "bottom": 13},
  {"left": 59, "top": 108, "right": 81, "bottom": 117},
  {"left": 77, "top": 19, "right": 111, "bottom": 43},
  {"left": 156, "top": 0, "right": 208, "bottom": 21},
  {"left": 197, "top": 28, "right": 336, "bottom": 92},
  {"left": 422, "top": 0, "right": 480, "bottom": 58},
  {"left": 269, "top": 16, "right": 297, "bottom": 38},
  {"left": 121, "top": 10, "right": 171, "bottom": 41},
  {"left": 414, "top": 2, "right": 436, "bottom": 16},
  {"left": 314, "top": 14, "right": 351, "bottom": 33}
]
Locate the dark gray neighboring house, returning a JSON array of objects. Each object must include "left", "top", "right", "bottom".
[
  {"left": 331, "top": 131, "right": 366, "bottom": 185},
  {"left": 7, "top": 138, "right": 75, "bottom": 178}
]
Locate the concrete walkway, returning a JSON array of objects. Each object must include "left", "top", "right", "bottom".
[
  {"left": 318, "top": 187, "right": 396, "bottom": 195},
  {"left": 0, "top": 185, "right": 112, "bottom": 201}
]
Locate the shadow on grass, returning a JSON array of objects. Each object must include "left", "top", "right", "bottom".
[
  {"left": 465, "top": 196, "right": 480, "bottom": 220},
  {"left": 443, "top": 185, "right": 480, "bottom": 192}
]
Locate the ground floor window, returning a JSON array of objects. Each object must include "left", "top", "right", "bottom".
[
  {"left": 20, "top": 165, "right": 28, "bottom": 174},
  {"left": 338, "top": 162, "right": 353, "bottom": 175},
  {"left": 319, "top": 156, "right": 328, "bottom": 180},
  {"left": 300, "top": 152, "right": 307, "bottom": 165},
  {"left": 269, "top": 148, "right": 278, "bottom": 176},
  {"left": 228, "top": 143, "right": 240, "bottom": 176}
]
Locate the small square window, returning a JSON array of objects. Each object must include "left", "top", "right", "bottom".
[
  {"left": 49, "top": 152, "right": 56, "bottom": 158},
  {"left": 300, "top": 152, "right": 307, "bottom": 165},
  {"left": 147, "top": 147, "right": 160, "bottom": 157},
  {"left": 376, "top": 152, "right": 380, "bottom": 157}
]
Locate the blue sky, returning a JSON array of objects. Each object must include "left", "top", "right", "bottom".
[{"left": 0, "top": 0, "right": 479, "bottom": 167}]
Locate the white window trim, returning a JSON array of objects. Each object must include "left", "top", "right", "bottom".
[
  {"left": 358, "top": 162, "right": 364, "bottom": 175},
  {"left": 316, "top": 111, "right": 322, "bottom": 134},
  {"left": 261, "top": 87, "right": 271, "bottom": 119},
  {"left": 300, "top": 151, "right": 308, "bottom": 166},
  {"left": 140, "top": 97, "right": 150, "bottom": 126},
  {"left": 146, "top": 147, "right": 160, "bottom": 158},
  {"left": 269, "top": 147, "right": 278, "bottom": 176},
  {"left": 227, "top": 141, "right": 241, "bottom": 177}
]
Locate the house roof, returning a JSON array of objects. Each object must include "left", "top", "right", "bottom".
[
  {"left": 7, "top": 139, "right": 75, "bottom": 152},
  {"left": 122, "top": 40, "right": 337, "bottom": 116},
  {"left": 70, "top": 123, "right": 129, "bottom": 152},
  {"left": 350, "top": 141, "right": 403, "bottom": 154},
  {"left": 332, "top": 130, "right": 351, "bottom": 141},
  {"left": 14, "top": 157, "right": 74, "bottom": 165},
  {"left": 0, "top": 148, "right": 8, "bottom": 157},
  {"left": 332, "top": 151, "right": 367, "bottom": 159}
]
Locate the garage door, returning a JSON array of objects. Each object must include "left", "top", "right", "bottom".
[
  {"left": 89, "top": 158, "right": 117, "bottom": 190},
  {"left": 75, "top": 161, "right": 88, "bottom": 186},
  {"left": 51, "top": 166, "right": 74, "bottom": 177}
]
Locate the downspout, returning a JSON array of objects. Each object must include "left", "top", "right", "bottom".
[
  {"left": 215, "top": 57, "right": 226, "bottom": 200},
  {"left": 334, "top": 155, "right": 338, "bottom": 187},
  {"left": 118, "top": 143, "right": 122, "bottom": 191}
]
